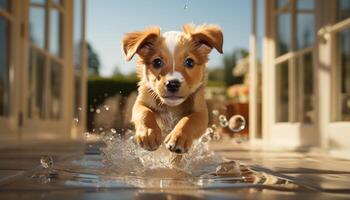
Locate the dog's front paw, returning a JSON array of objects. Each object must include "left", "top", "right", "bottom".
[
  {"left": 135, "top": 127, "right": 161, "bottom": 151},
  {"left": 164, "top": 131, "right": 193, "bottom": 154}
]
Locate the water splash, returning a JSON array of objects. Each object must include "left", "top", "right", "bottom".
[
  {"left": 228, "top": 115, "right": 246, "bottom": 132},
  {"left": 101, "top": 129, "right": 221, "bottom": 174},
  {"left": 40, "top": 155, "right": 54, "bottom": 169}
]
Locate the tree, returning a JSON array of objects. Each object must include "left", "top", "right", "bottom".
[
  {"left": 87, "top": 42, "right": 100, "bottom": 76},
  {"left": 223, "top": 49, "right": 248, "bottom": 86}
]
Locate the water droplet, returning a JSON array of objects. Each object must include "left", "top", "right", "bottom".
[
  {"left": 111, "top": 128, "right": 117, "bottom": 133},
  {"left": 77, "top": 107, "right": 82, "bottom": 111},
  {"left": 104, "top": 105, "right": 110, "bottom": 111},
  {"left": 119, "top": 90, "right": 122, "bottom": 94},
  {"left": 212, "top": 132, "right": 221, "bottom": 141},
  {"left": 99, "top": 127, "right": 104, "bottom": 131},
  {"left": 219, "top": 115, "right": 228, "bottom": 127},
  {"left": 73, "top": 118, "right": 79, "bottom": 124},
  {"left": 40, "top": 155, "right": 53, "bottom": 169},
  {"left": 84, "top": 132, "right": 91, "bottom": 138},
  {"left": 228, "top": 115, "right": 246, "bottom": 132},
  {"left": 205, "top": 127, "right": 214, "bottom": 137},
  {"left": 212, "top": 109, "right": 219, "bottom": 116},
  {"left": 96, "top": 109, "right": 101, "bottom": 114},
  {"left": 184, "top": 0, "right": 190, "bottom": 9},
  {"left": 89, "top": 108, "right": 94, "bottom": 112}
]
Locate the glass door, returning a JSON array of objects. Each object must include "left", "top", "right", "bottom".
[
  {"left": 265, "top": 0, "right": 317, "bottom": 147},
  {"left": 0, "top": 0, "right": 20, "bottom": 138},
  {"left": 22, "top": 0, "right": 68, "bottom": 138}
]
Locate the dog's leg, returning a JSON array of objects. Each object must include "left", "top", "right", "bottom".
[
  {"left": 164, "top": 89, "right": 208, "bottom": 154},
  {"left": 132, "top": 102, "right": 162, "bottom": 151}
]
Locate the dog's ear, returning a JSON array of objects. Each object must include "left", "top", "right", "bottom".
[
  {"left": 183, "top": 24, "right": 223, "bottom": 54},
  {"left": 122, "top": 27, "right": 160, "bottom": 61}
]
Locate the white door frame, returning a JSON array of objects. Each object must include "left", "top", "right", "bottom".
[
  {"left": 262, "top": 0, "right": 318, "bottom": 148},
  {"left": 20, "top": 0, "right": 74, "bottom": 140},
  {"left": 317, "top": 0, "right": 350, "bottom": 157}
]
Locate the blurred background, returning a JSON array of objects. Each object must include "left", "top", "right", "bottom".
[{"left": 0, "top": 0, "right": 350, "bottom": 158}]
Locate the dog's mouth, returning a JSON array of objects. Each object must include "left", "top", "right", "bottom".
[{"left": 161, "top": 96, "right": 186, "bottom": 107}]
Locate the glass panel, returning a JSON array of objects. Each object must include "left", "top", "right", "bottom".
[
  {"left": 337, "top": 0, "right": 350, "bottom": 21},
  {"left": 276, "top": 61, "right": 289, "bottom": 122},
  {"left": 50, "top": 61, "right": 62, "bottom": 119},
  {"left": 0, "top": 0, "right": 9, "bottom": 11},
  {"left": 0, "top": 18, "right": 9, "bottom": 116},
  {"left": 297, "top": 14, "right": 314, "bottom": 49},
  {"left": 28, "top": 49, "right": 46, "bottom": 119},
  {"left": 297, "top": 52, "right": 314, "bottom": 123},
  {"left": 337, "top": 29, "right": 350, "bottom": 121},
  {"left": 31, "top": 0, "right": 46, "bottom": 4},
  {"left": 30, "top": 7, "right": 46, "bottom": 49},
  {"left": 297, "top": 0, "right": 314, "bottom": 10},
  {"left": 53, "top": 0, "right": 62, "bottom": 6},
  {"left": 276, "top": 0, "right": 289, "bottom": 8},
  {"left": 50, "top": 9, "right": 62, "bottom": 57},
  {"left": 276, "top": 13, "right": 291, "bottom": 56}
]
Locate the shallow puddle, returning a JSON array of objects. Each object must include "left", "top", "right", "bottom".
[{"left": 31, "top": 138, "right": 305, "bottom": 192}]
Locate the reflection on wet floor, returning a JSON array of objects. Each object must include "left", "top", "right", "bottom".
[{"left": 30, "top": 147, "right": 304, "bottom": 192}]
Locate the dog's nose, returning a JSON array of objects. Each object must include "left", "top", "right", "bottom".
[{"left": 166, "top": 79, "right": 181, "bottom": 93}]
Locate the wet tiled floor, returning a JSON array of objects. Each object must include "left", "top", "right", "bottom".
[{"left": 1, "top": 140, "right": 350, "bottom": 199}]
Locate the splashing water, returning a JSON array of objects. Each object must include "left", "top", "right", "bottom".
[
  {"left": 228, "top": 115, "right": 246, "bottom": 132},
  {"left": 40, "top": 155, "right": 54, "bottom": 169},
  {"left": 219, "top": 114, "right": 229, "bottom": 128},
  {"left": 101, "top": 129, "right": 221, "bottom": 175}
]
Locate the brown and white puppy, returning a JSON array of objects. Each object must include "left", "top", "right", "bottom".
[{"left": 122, "top": 24, "right": 223, "bottom": 154}]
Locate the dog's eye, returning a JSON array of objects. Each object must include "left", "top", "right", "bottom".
[
  {"left": 184, "top": 58, "right": 194, "bottom": 68},
  {"left": 152, "top": 58, "right": 163, "bottom": 69}
]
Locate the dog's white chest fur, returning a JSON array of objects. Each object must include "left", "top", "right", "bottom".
[{"left": 156, "top": 108, "right": 184, "bottom": 136}]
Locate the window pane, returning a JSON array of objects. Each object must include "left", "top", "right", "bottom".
[
  {"left": 50, "top": 9, "right": 62, "bottom": 57},
  {"left": 28, "top": 49, "right": 46, "bottom": 119},
  {"left": 31, "top": 0, "right": 46, "bottom": 4},
  {"left": 0, "top": 18, "right": 10, "bottom": 116},
  {"left": 50, "top": 61, "right": 62, "bottom": 119},
  {"left": 276, "top": 62, "right": 289, "bottom": 122},
  {"left": 0, "top": 0, "right": 9, "bottom": 11},
  {"left": 297, "top": 52, "right": 314, "bottom": 123},
  {"left": 297, "top": 14, "right": 314, "bottom": 49},
  {"left": 337, "top": 29, "right": 350, "bottom": 121},
  {"left": 297, "top": 0, "right": 314, "bottom": 10},
  {"left": 276, "top": 13, "right": 291, "bottom": 56},
  {"left": 276, "top": 0, "right": 289, "bottom": 8},
  {"left": 53, "top": 0, "right": 62, "bottom": 6},
  {"left": 30, "top": 7, "right": 46, "bottom": 49},
  {"left": 337, "top": 0, "right": 350, "bottom": 21}
]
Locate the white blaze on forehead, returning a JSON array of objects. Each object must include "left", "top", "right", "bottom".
[{"left": 162, "top": 31, "right": 183, "bottom": 72}]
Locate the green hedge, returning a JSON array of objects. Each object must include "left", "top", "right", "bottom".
[{"left": 88, "top": 76, "right": 138, "bottom": 107}]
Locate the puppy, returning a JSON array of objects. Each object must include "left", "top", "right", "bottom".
[{"left": 122, "top": 24, "right": 223, "bottom": 154}]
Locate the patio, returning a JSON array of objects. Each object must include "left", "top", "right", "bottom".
[{"left": 1, "top": 139, "right": 350, "bottom": 200}]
